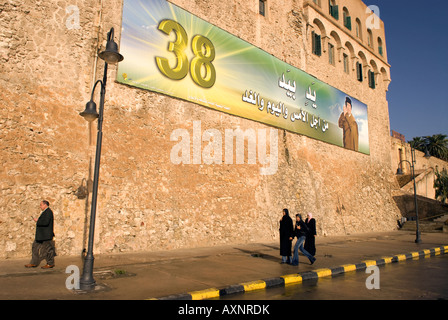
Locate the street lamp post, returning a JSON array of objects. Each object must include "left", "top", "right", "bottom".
[
  {"left": 396, "top": 146, "right": 431, "bottom": 244},
  {"left": 79, "top": 27, "right": 123, "bottom": 290}
]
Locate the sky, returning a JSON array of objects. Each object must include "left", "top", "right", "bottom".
[{"left": 365, "top": 0, "right": 448, "bottom": 141}]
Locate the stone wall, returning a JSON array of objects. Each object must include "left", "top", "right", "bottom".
[{"left": 0, "top": 0, "right": 400, "bottom": 259}]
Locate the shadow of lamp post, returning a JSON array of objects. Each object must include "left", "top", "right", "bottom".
[
  {"left": 79, "top": 27, "right": 123, "bottom": 290},
  {"left": 396, "top": 146, "right": 431, "bottom": 244}
]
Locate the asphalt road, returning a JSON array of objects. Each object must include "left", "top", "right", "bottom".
[{"left": 219, "top": 254, "right": 448, "bottom": 300}]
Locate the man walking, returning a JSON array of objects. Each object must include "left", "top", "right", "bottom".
[{"left": 25, "top": 200, "right": 56, "bottom": 269}]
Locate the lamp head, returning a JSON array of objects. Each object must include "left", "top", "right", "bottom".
[
  {"left": 80, "top": 100, "right": 99, "bottom": 122},
  {"left": 98, "top": 28, "right": 124, "bottom": 64},
  {"left": 396, "top": 167, "right": 404, "bottom": 175}
]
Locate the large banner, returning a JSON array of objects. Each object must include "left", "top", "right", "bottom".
[{"left": 117, "top": 0, "right": 370, "bottom": 154}]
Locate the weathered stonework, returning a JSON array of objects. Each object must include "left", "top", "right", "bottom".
[{"left": 1, "top": 0, "right": 400, "bottom": 259}]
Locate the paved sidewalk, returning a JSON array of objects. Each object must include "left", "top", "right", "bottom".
[{"left": 0, "top": 230, "right": 447, "bottom": 300}]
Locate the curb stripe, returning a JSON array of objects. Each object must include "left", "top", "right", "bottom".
[
  {"left": 417, "top": 250, "right": 427, "bottom": 258},
  {"left": 300, "top": 271, "right": 318, "bottom": 281},
  {"left": 241, "top": 280, "right": 266, "bottom": 292},
  {"left": 281, "top": 274, "right": 302, "bottom": 285},
  {"left": 382, "top": 256, "right": 394, "bottom": 263},
  {"left": 355, "top": 262, "right": 367, "bottom": 270},
  {"left": 314, "top": 268, "right": 332, "bottom": 278},
  {"left": 393, "top": 254, "right": 407, "bottom": 262},
  {"left": 341, "top": 264, "right": 357, "bottom": 272},
  {"left": 362, "top": 260, "right": 377, "bottom": 267},
  {"left": 152, "top": 245, "right": 448, "bottom": 300},
  {"left": 264, "top": 277, "right": 285, "bottom": 288},
  {"left": 158, "top": 293, "right": 192, "bottom": 300},
  {"left": 330, "top": 266, "right": 345, "bottom": 276},
  {"left": 219, "top": 284, "right": 244, "bottom": 296},
  {"left": 189, "top": 288, "right": 220, "bottom": 300}
]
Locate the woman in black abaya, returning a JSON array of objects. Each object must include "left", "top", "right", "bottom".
[
  {"left": 279, "top": 208, "right": 293, "bottom": 263},
  {"left": 304, "top": 212, "right": 317, "bottom": 256}
]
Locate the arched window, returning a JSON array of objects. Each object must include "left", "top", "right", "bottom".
[
  {"left": 329, "top": 31, "right": 341, "bottom": 66},
  {"left": 329, "top": 0, "right": 339, "bottom": 20},
  {"left": 355, "top": 18, "right": 362, "bottom": 40},
  {"left": 378, "top": 37, "right": 383, "bottom": 56},
  {"left": 344, "top": 41, "right": 356, "bottom": 74},
  {"left": 369, "top": 60, "right": 379, "bottom": 89},
  {"left": 343, "top": 7, "right": 351, "bottom": 30},
  {"left": 368, "top": 70, "right": 375, "bottom": 89},
  {"left": 311, "top": 19, "right": 326, "bottom": 57},
  {"left": 380, "top": 67, "right": 391, "bottom": 91},
  {"left": 312, "top": 31, "right": 322, "bottom": 56},
  {"left": 356, "top": 62, "right": 363, "bottom": 82},
  {"left": 367, "top": 29, "right": 373, "bottom": 48},
  {"left": 259, "top": 0, "right": 266, "bottom": 16},
  {"left": 343, "top": 53, "right": 349, "bottom": 73},
  {"left": 357, "top": 51, "right": 368, "bottom": 82},
  {"left": 328, "top": 42, "right": 335, "bottom": 65}
]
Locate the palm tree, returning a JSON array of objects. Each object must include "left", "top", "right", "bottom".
[
  {"left": 409, "top": 136, "right": 426, "bottom": 151},
  {"left": 434, "top": 168, "right": 448, "bottom": 204},
  {"left": 409, "top": 134, "right": 448, "bottom": 161},
  {"left": 425, "top": 134, "right": 448, "bottom": 161}
]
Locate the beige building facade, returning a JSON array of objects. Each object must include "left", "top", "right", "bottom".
[{"left": 1, "top": 0, "right": 401, "bottom": 259}]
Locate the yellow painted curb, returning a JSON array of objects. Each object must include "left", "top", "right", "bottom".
[
  {"left": 341, "top": 264, "right": 356, "bottom": 272},
  {"left": 241, "top": 280, "right": 266, "bottom": 292},
  {"left": 381, "top": 256, "right": 393, "bottom": 264},
  {"left": 314, "top": 268, "right": 332, "bottom": 278},
  {"left": 362, "top": 260, "right": 377, "bottom": 267},
  {"left": 189, "top": 288, "right": 220, "bottom": 300},
  {"left": 281, "top": 274, "right": 303, "bottom": 285},
  {"left": 410, "top": 252, "right": 419, "bottom": 259},
  {"left": 395, "top": 254, "right": 407, "bottom": 261}
]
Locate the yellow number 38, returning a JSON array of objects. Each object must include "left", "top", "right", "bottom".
[{"left": 156, "top": 19, "right": 216, "bottom": 89}]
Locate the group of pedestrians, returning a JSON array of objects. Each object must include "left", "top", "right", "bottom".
[
  {"left": 279, "top": 208, "right": 316, "bottom": 266},
  {"left": 24, "top": 201, "right": 317, "bottom": 270}
]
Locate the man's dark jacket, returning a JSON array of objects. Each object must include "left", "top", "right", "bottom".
[{"left": 35, "top": 207, "right": 54, "bottom": 242}]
